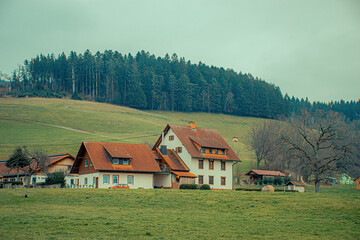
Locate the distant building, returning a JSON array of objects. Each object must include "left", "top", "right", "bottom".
[
  {"left": 245, "top": 169, "right": 286, "bottom": 184},
  {"left": 0, "top": 153, "right": 77, "bottom": 186},
  {"left": 355, "top": 176, "right": 360, "bottom": 190},
  {"left": 286, "top": 181, "right": 306, "bottom": 192}
]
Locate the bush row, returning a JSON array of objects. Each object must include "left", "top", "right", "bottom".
[
  {"left": 255, "top": 176, "right": 292, "bottom": 186},
  {"left": 180, "top": 184, "right": 211, "bottom": 190}
]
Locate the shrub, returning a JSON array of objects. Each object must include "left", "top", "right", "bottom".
[
  {"left": 274, "top": 176, "right": 283, "bottom": 185},
  {"left": 263, "top": 177, "right": 268, "bottom": 185},
  {"left": 180, "top": 184, "right": 198, "bottom": 189},
  {"left": 200, "top": 184, "right": 211, "bottom": 190},
  {"left": 45, "top": 172, "right": 66, "bottom": 187},
  {"left": 283, "top": 176, "right": 291, "bottom": 185},
  {"left": 267, "top": 177, "right": 274, "bottom": 185}
]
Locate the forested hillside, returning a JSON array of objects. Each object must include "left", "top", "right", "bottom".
[{"left": 8, "top": 50, "right": 360, "bottom": 120}]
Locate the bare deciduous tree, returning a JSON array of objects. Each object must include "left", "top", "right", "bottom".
[{"left": 282, "top": 111, "right": 353, "bottom": 193}]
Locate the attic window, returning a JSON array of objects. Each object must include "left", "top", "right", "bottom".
[
  {"left": 169, "top": 135, "right": 174, "bottom": 141},
  {"left": 176, "top": 147, "right": 182, "bottom": 153}
]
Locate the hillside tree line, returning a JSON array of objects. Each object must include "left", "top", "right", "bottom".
[{"left": 8, "top": 50, "right": 360, "bottom": 120}]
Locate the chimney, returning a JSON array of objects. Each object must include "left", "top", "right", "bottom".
[
  {"left": 160, "top": 145, "right": 167, "bottom": 155},
  {"left": 188, "top": 122, "right": 196, "bottom": 130}
]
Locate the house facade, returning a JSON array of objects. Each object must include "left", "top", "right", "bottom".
[
  {"left": 153, "top": 123, "right": 241, "bottom": 190},
  {"left": 70, "top": 142, "right": 161, "bottom": 189}
]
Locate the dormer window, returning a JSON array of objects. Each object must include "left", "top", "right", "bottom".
[
  {"left": 201, "top": 148, "right": 205, "bottom": 153},
  {"left": 112, "top": 158, "right": 131, "bottom": 165}
]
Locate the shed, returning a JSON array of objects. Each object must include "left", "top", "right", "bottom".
[
  {"left": 245, "top": 169, "right": 286, "bottom": 184},
  {"left": 286, "top": 181, "right": 306, "bottom": 193},
  {"left": 355, "top": 176, "right": 360, "bottom": 190}
]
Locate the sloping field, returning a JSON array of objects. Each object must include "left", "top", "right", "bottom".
[
  {"left": 0, "top": 97, "right": 264, "bottom": 171},
  {"left": 0, "top": 185, "right": 358, "bottom": 239}
]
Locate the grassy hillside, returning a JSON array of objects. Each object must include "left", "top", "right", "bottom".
[
  {"left": 0, "top": 97, "right": 265, "bottom": 172},
  {"left": 0, "top": 186, "right": 358, "bottom": 239}
]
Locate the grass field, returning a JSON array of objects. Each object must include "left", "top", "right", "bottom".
[
  {"left": 0, "top": 185, "right": 358, "bottom": 239},
  {"left": 0, "top": 97, "right": 264, "bottom": 172}
]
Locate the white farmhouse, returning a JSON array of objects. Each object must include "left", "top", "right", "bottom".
[{"left": 153, "top": 123, "right": 241, "bottom": 190}]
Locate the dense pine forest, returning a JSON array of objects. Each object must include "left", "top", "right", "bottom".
[{"left": 6, "top": 50, "right": 360, "bottom": 120}]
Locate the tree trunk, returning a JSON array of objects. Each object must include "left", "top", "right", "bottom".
[{"left": 314, "top": 172, "right": 321, "bottom": 193}]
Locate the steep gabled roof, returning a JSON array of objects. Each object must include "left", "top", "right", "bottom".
[
  {"left": 155, "top": 148, "right": 190, "bottom": 172},
  {"left": 245, "top": 169, "right": 286, "bottom": 177},
  {"left": 71, "top": 142, "right": 161, "bottom": 174},
  {"left": 153, "top": 124, "right": 240, "bottom": 161}
]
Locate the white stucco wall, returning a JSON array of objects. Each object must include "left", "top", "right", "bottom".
[
  {"left": 159, "top": 128, "right": 192, "bottom": 168},
  {"left": 98, "top": 172, "right": 154, "bottom": 189},
  {"left": 153, "top": 174, "right": 172, "bottom": 188},
  {"left": 191, "top": 159, "right": 233, "bottom": 189}
]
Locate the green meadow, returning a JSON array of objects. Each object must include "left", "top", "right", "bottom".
[
  {"left": 0, "top": 97, "right": 263, "bottom": 172},
  {"left": 0, "top": 185, "right": 359, "bottom": 239}
]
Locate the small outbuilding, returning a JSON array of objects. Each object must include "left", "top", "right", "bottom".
[
  {"left": 245, "top": 169, "right": 286, "bottom": 184},
  {"left": 286, "top": 181, "right": 306, "bottom": 193},
  {"left": 355, "top": 176, "right": 360, "bottom": 190}
]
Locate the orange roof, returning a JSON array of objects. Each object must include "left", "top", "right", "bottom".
[
  {"left": 171, "top": 171, "right": 197, "bottom": 178},
  {"left": 246, "top": 169, "right": 286, "bottom": 177},
  {"left": 156, "top": 148, "right": 189, "bottom": 172},
  {"left": 104, "top": 145, "right": 132, "bottom": 159},
  {"left": 71, "top": 142, "right": 161, "bottom": 174},
  {"left": 153, "top": 124, "right": 240, "bottom": 162}
]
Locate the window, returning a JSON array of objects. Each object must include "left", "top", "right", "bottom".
[
  {"left": 221, "top": 161, "right": 226, "bottom": 171},
  {"left": 198, "top": 175, "right": 204, "bottom": 184},
  {"left": 198, "top": 160, "right": 204, "bottom": 169},
  {"left": 127, "top": 175, "right": 134, "bottom": 185},
  {"left": 201, "top": 148, "right": 205, "bottom": 153},
  {"left": 169, "top": 135, "right": 174, "bottom": 141},
  {"left": 176, "top": 147, "right": 182, "bottom": 153},
  {"left": 85, "top": 159, "right": 88, "bottom": 167},
  {"left": 113, "top": 158, "right": 119, "bottom": 164},
  {"left": 215, "top": 149, "right": 218, "bottom": 154},
  {"left": 90, "top": 161, "right": 93, "bottom": 166},
  {"left": 209, "top": 176, "right": 214, "bottom": 185},
  {"left": 113, "top": 175, "right": 118, "bottom": 184},
  {"left": 209, "top": 160, "right": 214, "bottom": 170},
  {"left": 84, "top": 178, "right": 88, "bottom": 185},
  {"left": 103, "top": 175, "right": 109, "bottom": 184},
  {"left": 221, "top": 177, "right": 226, "bottom": 186},
  {"left": 68, "top": 165, "right": 71, "bottom": 171},
  {"left": 123, "top": 159, "right": 129, "bottom": 165},
  {"left": 210, "top": 149, "right": 214, "bottom": 154}
]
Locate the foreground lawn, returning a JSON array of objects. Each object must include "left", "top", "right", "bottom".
[{"left": 0, "top": 186, "right": 358, "bottom": 239}]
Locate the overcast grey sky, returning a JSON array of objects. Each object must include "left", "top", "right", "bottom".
[{"left": 0, "top": 0, "right": 359, "bottom": 102}]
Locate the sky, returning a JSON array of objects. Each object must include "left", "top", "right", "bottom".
[{"left": 0, "top": 0, "right": 359, "bottom": 102}]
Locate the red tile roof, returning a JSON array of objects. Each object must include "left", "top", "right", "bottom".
[
  {"left": 245, "top": 169, "right": 286, "bottom": 177},
  {"left": 156, "top": 149, "right": 190, "bottom": 172},
  {"left": 171, "top": 171, "right": 197, "bottom": 178},
  {"left": 153, "top": 124, "right": 240, "bottom": 161},
  {"left": 71, "top": 142, "right": 161, "bottom": 174},
  {"left": 104, "top": 145, "right": 132, "bottom": 159}
]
